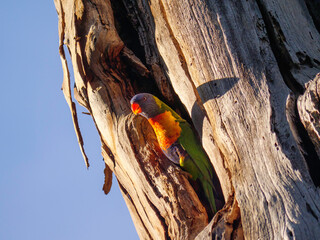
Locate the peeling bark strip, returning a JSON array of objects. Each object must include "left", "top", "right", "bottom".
[
  {"left": 56, "top": 0, "right": 89, "bottom": 168},
  {"left": 103, "top": 163, "right": 112, "bottom": 194},
  {"left": 55, "top": 0, "right": 320, "bottom": 239}
]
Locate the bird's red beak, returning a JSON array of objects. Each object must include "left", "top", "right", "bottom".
[{"left": 131, "top": 102, "right": 142, "bottom": 115}]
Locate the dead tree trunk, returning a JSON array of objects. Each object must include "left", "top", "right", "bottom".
[{"left": 54, "top": 0, "right": 320, "bottom": 239}]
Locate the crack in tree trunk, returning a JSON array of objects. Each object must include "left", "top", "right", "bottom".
[
  {"left": 255, "top": 0, "right": 305, "bottom": 94},
  {"left": 256, "top": 0, "right": 320, "bottom": 186}
]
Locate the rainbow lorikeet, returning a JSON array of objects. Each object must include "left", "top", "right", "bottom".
[{"left": 130, "top": 93, "right": 217, "bottom": 214}]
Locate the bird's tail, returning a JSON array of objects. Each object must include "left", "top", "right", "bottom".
[
  {"left": 201, "top": 178, "right": 217, "bottom": 214},
  {"left": 184, "top": 155, "right": 218, "bottom": 214}
]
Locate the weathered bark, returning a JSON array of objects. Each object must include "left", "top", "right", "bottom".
[
  {"left": 298, "top": 73, "right": 320, "bottom": 159},
  {"left": 54, "top": 0, "right": 320, "bottom": 239}
]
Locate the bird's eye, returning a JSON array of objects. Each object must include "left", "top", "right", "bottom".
[{"left": 143, "top": 97, "right": 147, "bottom": 101}]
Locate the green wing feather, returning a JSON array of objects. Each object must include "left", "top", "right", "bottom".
[{"left": 177, "top": 121, "right": 212, "bottom": 180}]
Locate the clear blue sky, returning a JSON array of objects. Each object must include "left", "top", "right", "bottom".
[{"left": 0, "top": 1, "right": 138, "bottom": 239}]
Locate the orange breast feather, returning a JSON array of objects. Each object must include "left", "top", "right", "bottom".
[{"left": 148, "top": 111, "right": 181, "bottom": 150}]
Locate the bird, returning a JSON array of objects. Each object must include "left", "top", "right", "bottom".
[{"left": 130, "top": 93, "right": 217, "bottom": 214}]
